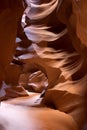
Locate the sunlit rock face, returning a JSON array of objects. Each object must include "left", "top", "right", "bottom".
[
  {"left": 0, "top": 94, "right": 78, "bottom": 130},
  {"left": 0, "top": 1, "right": 87, "bottom": 130}
]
